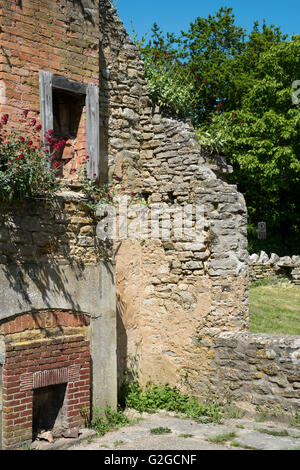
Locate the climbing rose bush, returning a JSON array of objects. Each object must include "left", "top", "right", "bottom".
[{"left": 0, "top": 111, "right": 63, "bottom": 202}]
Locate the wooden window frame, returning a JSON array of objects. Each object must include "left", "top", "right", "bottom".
[{"left": 39, "top": 71, "right": 100, "bottom": 179}]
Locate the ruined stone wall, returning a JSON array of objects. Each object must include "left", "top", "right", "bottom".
[
  {"left": 249, "top": 252, "right": 300, "bottom": 285},
  {"left": 0, "top": 192, "right": 113, "bottom": 322},
  {"left": 209, "top": 332, "right": 300, "bottom": 413},
  {"left": 0, "top": 192, "right": 109, "bottom": 265},
  {"left": 0, "top": 192, "right": 117, "bottom": 421},
  {"left": 0, "top": 193, "right": 103, "bottom": 265},
  {"left": 115, "top": 112, "right": 249, "bottom": 395},
  {"left": 97, "top": 1, "right": 249, "bottom": 396},
  {"left": 98, "top": 2, "right": 300, "bottom": 415}
]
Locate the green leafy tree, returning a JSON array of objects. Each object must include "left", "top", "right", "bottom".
[
  {"left": 204, "top": 36, "right": 300, "bottom": 248},
  {"left": 179, "top": 7, "right": 246, "bottom": 122},
  {"left": 138, "top": 8, "right": 286, "bottom": 123},
  {"left": 135, "top": 24, "right": 198, "bottom": 118}
]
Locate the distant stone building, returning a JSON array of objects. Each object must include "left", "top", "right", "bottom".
[{"left": 0, "top": 0, "right": 298, "bottom": 450}]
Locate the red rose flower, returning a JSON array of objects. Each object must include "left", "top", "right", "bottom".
[{"left": 1, "top": 114, "right": 9, "bottom": 125}]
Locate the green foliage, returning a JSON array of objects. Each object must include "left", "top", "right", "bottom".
[
  {"left": 77, "top": 167, "right": 114, "bottom": 213},
  {"left": 150, "top": 427, "right": 172, "bottom": 435},
  {"left": 204, "top": 36, "right": 300, "bottom": 234},
  {"left": 247, "top": 227, "right": 300, "bottom": 257},
  {"left": 119, "top": 381, "right": 224, "bottom": 423},
  {"left": 249, "top": 283, "right": 300, "bottom": 335},
  {"left": 250, "top": 278, "right": 278, "bottom": 288},
  {"left": 255, "top": 428, "right": 290, "bottom": 437},
  {"left": 0, "top": 112, "right": 114, "bottom": 213},
  {"left": 137, "top": 8, "right": 286, "bottom": 124},
  {"left": 225, "top": 406, "right": 245, "bottom": 419},
  {"left": 109, "top": 0, "right": 119, "bottom": 7},
  {"left": 207, "top": 431, "right": 237, "bottom": 443},
  {"left": 231, "top": 441, "right": 257, "bottom": 450},
  {"left": 291, "top": 412, "right": 300, "bottom": 428},
  {"left": 136, "top": 24, "right": 198, "bottom": 118},
  {"left": 90, "top": 405, "right": 130, "bottom": 437}
]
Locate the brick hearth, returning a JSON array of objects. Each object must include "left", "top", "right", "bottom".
[{"left": 0, "top": 311, "right": 90, "bottom": 449}]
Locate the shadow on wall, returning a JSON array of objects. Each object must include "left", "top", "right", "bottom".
[
  {"left": 116, "top": 293, "right": 128, "bottom": 387},
  {"left": 0, "top": 196, "right": 114, "bottom": 316},
  {"left": 117, "top": 293, "right": 143, "bottom": 390}
]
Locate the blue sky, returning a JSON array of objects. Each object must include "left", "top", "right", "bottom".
[{"left": 116, "top": 0, "right": 299, "bottom": 40}]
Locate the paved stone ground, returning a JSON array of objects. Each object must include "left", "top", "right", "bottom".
[{"left": 64, "top": 411, "right": 300, "bottom": 451}]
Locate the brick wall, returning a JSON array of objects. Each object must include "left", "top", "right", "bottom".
[
  {"left": 0, "top": 0, "right": 99, "bottom": 177},
  {"left": 0, "top": 310, "right": 90, "bottom": 449},
  {"left": 0, "top": 0, "right": 99, "bottom": 116}
]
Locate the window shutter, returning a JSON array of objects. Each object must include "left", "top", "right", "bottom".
[
  {"left": 86, "top": 83, "right": 100, "bottom": 179},
  {"left": 39, "top": 71, "right": 53, "bottom": 142}
]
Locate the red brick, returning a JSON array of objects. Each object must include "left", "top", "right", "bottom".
[{"left": 2, "top": 399, "right": 20, "bottom": 407}]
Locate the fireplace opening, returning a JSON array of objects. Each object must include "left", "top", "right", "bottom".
[{"left": 32, "top": 383, "right": 67, "bottom": 440}]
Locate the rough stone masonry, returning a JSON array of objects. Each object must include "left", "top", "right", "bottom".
[
  {"left": 0, "top": 0, "right": 299, "bottom": 449},
  {"left": 97, "top": 1, "right": 300, "bottom": 415}
]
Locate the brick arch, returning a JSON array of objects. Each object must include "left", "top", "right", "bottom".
[
  {"left": 0, "top": 310, "right": 91, "bottom": 450},
  {"left": 0, "top": 309, "right": 91, "bottom": 335}
]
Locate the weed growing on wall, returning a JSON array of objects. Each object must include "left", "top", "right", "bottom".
[{"left": 77, "top": 166, "right": 114, "bottom": 213}]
